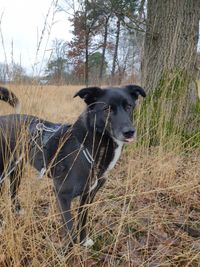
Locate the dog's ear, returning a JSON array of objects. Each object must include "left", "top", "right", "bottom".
[
  {"left": 125, "top": 85, "right": 146, "bottom": 99},
  {"left": 74, "top": 87, "right": 104, "bottom": 105}
]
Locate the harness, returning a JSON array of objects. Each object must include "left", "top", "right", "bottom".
[
  {"left": 33, "top": 122, "right": 95, "bottom": 179},
  {"left": 34, "top": 122, "right": 98, "bottom": 193},
  {"left": 35, "top": 122, "right": 62, "bottom": 146},
  {"left": 35, "top": 122, "right": 95, "bottom": 163},
  {"left": 0, "top": 121, "right": 98, "bottom": 193}
]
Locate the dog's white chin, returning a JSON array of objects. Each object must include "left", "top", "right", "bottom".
[{"left": 112, "top": 136, "right": 134, "bottom": 144}]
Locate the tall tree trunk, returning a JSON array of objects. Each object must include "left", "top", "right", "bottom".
[
  {"left": 138, "top": 0, "right": 145, "bottom": 20},
  {"left": 111, "top": 17, "right": 121, "bottom": 84},
  {"left": 139, "top": 0, "right": 200, "bottom": 146},
  {"left": 85, "top": 33, "right": 89, "bottom": 86},
  {"left": 84, "top": 0, "right": 89, "bottom": 87},
  {"left": 141, "top": 0, "right": 200, "bottom": 93},
  {"left": 99, "top": 16, "right": 109, "bottom": 83}
]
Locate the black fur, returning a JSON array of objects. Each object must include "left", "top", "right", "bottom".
[
  {"left": 0, "top": 87, "right": 19, "bottom": 108},
  {"left": 0, "top": 85, "right": 146, "bottom": 246}
]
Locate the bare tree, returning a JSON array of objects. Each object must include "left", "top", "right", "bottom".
[
  {"left": 0, "top": 63, "right": 7, "bottom": 83},
  {"left": 45, "top": 39, "right": 68, "bottom": 84},
  {"left": 111, "top": 16, "right": 121, "bottom": 83},
  {"left": 99, "top": 14, "right": 111, "bottom": 82}
]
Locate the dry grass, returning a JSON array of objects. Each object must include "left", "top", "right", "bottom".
[
  {"left": 0, "top": 85, "right": 200, "bottom": 267},
  {"left": 197, "top": 80, "right": 200, "bottom": 98}
]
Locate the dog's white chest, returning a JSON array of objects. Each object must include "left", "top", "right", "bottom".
[
  {"left": 88, "top": 140, "right": 123, "bottom": 192},
  {"left": 106, "top": 141, "right": 123, "bottom": 173}
]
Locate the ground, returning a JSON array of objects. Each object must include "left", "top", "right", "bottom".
[{"left": 0, "top": 85, "right": 200, "bottom": 267}]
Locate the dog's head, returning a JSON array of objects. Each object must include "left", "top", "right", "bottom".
[{"left": 74, "top": 85, "right": 146, "bottom": 143}]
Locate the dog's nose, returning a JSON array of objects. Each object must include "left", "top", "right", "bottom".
[{"left": 123, "top": 129, "right": 135, "bottom": 139}]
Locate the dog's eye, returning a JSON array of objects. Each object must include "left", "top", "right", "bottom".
[{"left": 125, "top": 104, "right": 132, "bottom": 111}]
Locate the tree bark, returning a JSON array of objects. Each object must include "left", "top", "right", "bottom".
[
  {"left": 111, "top": 17, "right": 121, "bottom": 84},
  {"left": 141, "top": 0, "right": 200, "bottom": 93},
  {"left": 85, "top": 33, "right": 89, "bottom": 86},
  {"left": 99, "top": 16, "right": 109, "bottom": 83}
]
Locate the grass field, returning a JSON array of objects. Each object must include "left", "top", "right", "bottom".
[
  {"left": 0, "top": 85, "right": 200, "bottom": 267},
  {"left": 197, "top": 80, "right": 200, "bottom": 98}
]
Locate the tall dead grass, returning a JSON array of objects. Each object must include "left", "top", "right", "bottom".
[{"left": 0, "top": 85, "right": 199, "bottom": 267}]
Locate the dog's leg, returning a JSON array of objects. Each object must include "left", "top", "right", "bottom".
[
  {"left": 9, "top": 163, "right": 24, "bottom": 214},
  {"left": 0, "top": 171, "right": 6, "bottom": 232},
  {"left": 53, "top": 180, "right": 75, "bottom": 245},
  {"left": 0, "top": 172, "right": 4, "bottom": 195},
  {"left": 78, "top": 177, "right": 106, "bottom": 246}
]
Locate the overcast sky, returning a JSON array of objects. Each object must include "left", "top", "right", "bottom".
[{"left": 0, "top": 0, "right": 72, "bottom": 75}]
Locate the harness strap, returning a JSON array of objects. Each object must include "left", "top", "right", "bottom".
[
  {"left": 79, "top": 143, "right": 94, "bottom": 165},
  {"left": 82, "top": 148, "right": 94, "bottom": 164},
  {"left": 36, "top": 122, "right": 61, "bottom": 133},
  {"left": 79, "top": 144, "right": 97, "bottom": 193}
]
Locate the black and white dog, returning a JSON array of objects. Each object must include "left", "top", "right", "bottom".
[{"left": 0, "top": 85, "right": 146, "bottom": 247}]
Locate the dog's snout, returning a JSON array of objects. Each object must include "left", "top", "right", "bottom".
[{"left": 122, "top": 129, "right": 135, "bottom": 139}]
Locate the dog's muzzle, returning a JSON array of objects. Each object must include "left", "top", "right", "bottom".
[{"left": 122, "top": 129, "right": 135, "bottom": 143}]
